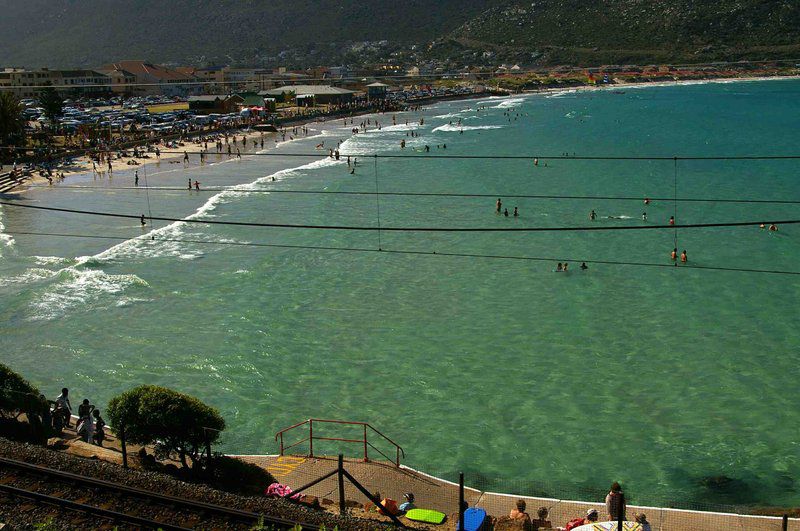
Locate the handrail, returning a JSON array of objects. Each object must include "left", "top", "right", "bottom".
[{"left": 274, "top": 418, "right": 405, "bottom": 466}]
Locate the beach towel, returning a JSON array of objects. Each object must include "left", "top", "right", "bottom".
[{"left": 265, "top": 482, "right": 301, "bottom": 499}]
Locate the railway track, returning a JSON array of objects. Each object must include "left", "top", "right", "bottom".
[{"left": 0, "top": 456, "right": 321, "bottom": 530}]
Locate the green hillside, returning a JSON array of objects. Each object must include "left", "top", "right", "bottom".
[{"left": 443, "top": 0, "right": 800, "bottom": 65}]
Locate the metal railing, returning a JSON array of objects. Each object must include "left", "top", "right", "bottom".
[{"left": 275, "top": 418, "right": 405, "bottom": 466}]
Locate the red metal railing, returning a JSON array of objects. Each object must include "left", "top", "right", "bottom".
[{"left": 275, "top": 419, "right": 405, "bottom": 466}]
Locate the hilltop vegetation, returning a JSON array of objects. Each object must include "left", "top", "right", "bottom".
[
  {"left": 0, "top": 0, "right": 798, "bottom": 68},
  {"left": 442, "top": 0, "right": 800, "bottom": 65}
]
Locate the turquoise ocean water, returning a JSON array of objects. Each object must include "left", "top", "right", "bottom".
[{"left": 1, "top": 79, "right": 800, "bottom": 508}]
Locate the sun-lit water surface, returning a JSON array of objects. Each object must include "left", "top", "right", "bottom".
[{"left": 1, "top": 79, "right": 800, "bottom": 508}]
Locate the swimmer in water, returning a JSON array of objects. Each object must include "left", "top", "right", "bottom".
[
  {"left": 589, "top": 210, "right": 597, "bottom": 221},
  {"left": 504, "top": 208, "right": 509, "bottom": 217},
  {"left": 760, "top": 223, "right": 766, "bottom": 229},
  {"left": 669, "top": 216, "right": 675, "bottom": 225},
  {"left": 769, "top": 223, "right": 778, "bottom": 231},
  {"left": 644, "top": 198, "right": 650, "bottom": 205},
  {"left": 513, "top": 207, "right": 518, "bottom": 217},
  {"left": 496, "top": 198, "right": 502, "bottom": 213},
  {"left": 671, "top": 248, "right": 678, "bottom": 261},
  {"left": 680, "top": 250, "right": 687, "bottom": 263},
  {"left": 563, "top": 263, "right": 569, "bottom": 271},
  {"left": 556, "top": 263, "right": 563, "bottom": 272},
  {"left": 642, "top": 212, "right": 647, "bottom": 222},
  {"left": 140, "top": 215, "right": 146, "bottom": 226},
  {"left": 580, "top": 262, "right": 588, "bottom": 270}
]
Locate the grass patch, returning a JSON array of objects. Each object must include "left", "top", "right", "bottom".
[{"left": 147, "top": 102, "right": 189, "bottom": 113}]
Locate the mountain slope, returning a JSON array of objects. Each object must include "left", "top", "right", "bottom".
[
  {"left": 0, "top": 0, "right": 499, "bottom": 67},
  {"left": 443, "top": 0, "right": 800, "bottom": 65},
  {"left": 0, "top": 0, "right": 798, "bottom": 68}
]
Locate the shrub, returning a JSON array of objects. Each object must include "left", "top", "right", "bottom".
[
  {"left": 107, "top": 385, "right": 225, "bottom": 469},
  {"left": 0, "top": 364, "right": 47, "bottom": 419}
]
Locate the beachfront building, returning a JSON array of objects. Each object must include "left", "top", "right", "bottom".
[
  {"left": 260, "top": 85, "right": 355, "bottom": 106},
  {"left": 188, "top": 94, "right": 244, "bottom": 114},
  {"left": 51, "top": 70, "right": 112, "bottom": 96},
  {"left": 96, "top": 67, "right": 137, "bottom": 94},
  {"left": 366, "top": 82, "right": 389, "bottom": 100},
  {"left": 99, "top": 61, "right": 198, "bottom": 97},
  {"left": 0, "top": 68, "right": 51, "bottom": 98}
]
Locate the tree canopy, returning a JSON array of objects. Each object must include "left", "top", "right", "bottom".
[
  {"left": 0, "top": 92, "right": 25, "bottom": 152},
  {"left": 0, "top": 363, "right": 47, "bottom": 419},
  {"left": 107, "top": 385, "right": 225, "bottom": 469},
  {"left": 37, "top": 87, "right": 64, "bottom": 129}
]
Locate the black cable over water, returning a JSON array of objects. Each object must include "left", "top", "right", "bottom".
[
  {"left": 2, "top": 200, "right": 798, "bottom": 232},
  {"left": 5, "top": 230, "right": 800, "bottom": 277},
  {"left": 22, "top": 184, "right": 800, "bottom": 205}
]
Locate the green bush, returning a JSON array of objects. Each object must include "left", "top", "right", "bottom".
[
  {"left": 107, "top": 385, "right": 225, "bottom": 469},
  {"left": 0, "top": 364, "right": 47, "bottom": 419}
]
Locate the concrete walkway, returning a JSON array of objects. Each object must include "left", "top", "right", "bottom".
[{"left": 237, "top": 454, "right": 799, "bottom": 531}]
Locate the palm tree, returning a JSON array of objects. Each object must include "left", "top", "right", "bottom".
[{"left": 0, "top": 91, "right": 26, "bottom": 158}]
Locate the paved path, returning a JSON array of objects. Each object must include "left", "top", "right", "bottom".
[{"left": 238, "top": 454, "right": 799, "bottom": 531}]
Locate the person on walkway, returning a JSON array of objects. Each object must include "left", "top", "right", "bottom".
[
  {"left": 565, "top": 508, "right": 599, "bottom": 530},
  {"left": 509, "top": 499, "right": 531, "bottom": 523},
  {"left": 92, "top": 409, "right": 106, "bottom": 447},
  {"left": 635, "top": 513, "right": 652, "bottom": 531},
  {"left": 399, "top": 493, "right": 415, "bottom": 513},
  {"left": 605, "top": 481, "right": 626, "bottom": 521},
  {"left": 54, "top": 388, "right": 72, "bottom": 428},
  {"left": 532, "top": 507, "right": 552, "bottom": 529}
]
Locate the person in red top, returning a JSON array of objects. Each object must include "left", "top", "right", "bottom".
[
  {"left": 565, "top": 508, "right": 599, "bottom": 530},
  {"left": 669, "top": 216, "right": 675, "bottom": 225}
]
